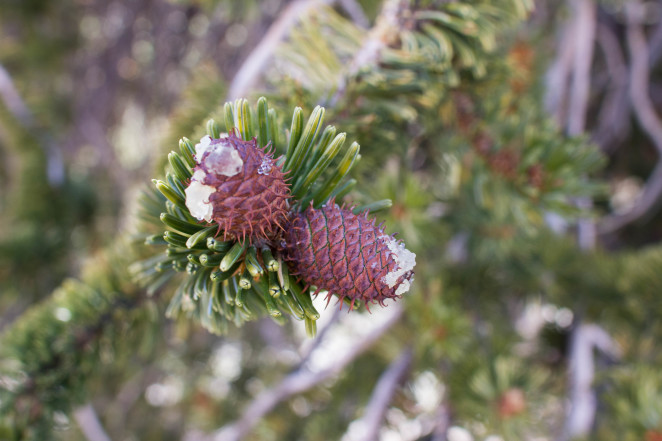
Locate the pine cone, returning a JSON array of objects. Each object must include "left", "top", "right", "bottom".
[
  {"left": 185, "top": 134, "right": 290, "bottom": 242},
  {"left": 282, "top": 201, "right": 416, "bottom": 308}
]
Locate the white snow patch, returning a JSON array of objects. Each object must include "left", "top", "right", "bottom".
[
  {"left": 185, "top": 169, "right": 215, "bottom": 222},
  {"left": 380, "top": 235, "right": 416, "bottom": 295}
]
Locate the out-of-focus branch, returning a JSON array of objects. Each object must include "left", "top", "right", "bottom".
[
  {"left": 345, "top": 348, "right": 412, "bottom": 441},
  {"left": 648, "top": 12, "right": 662, "bottom": 67},
  {"left": 599, "top": 0, "right": 662, "bottom": 235},
  {"left": 326, "top": 0, "right": 411, "bottom": 107},
  {"left": 297, "top": 306, "right": 342, "bottom": 367},
  {"left": 0, "top": 65, "right": 34, "bottom": 127},
  {"left": 594, "top": 23, "right": 630, "bottom": 152},
  {"left": 0, "top": 63, "right": 64, "bottom": 186},
  {"left": 73, "top": 404, "right": 112, "bottom": 441},
  {"left": 556, "top": 2, "right": 604, "bottom": 440},
  {"left": 339, "top": 0, "right": 370, "bottom": 28},
  {"left": 430, "top": 401, "right": 451, "bottom": 441},
  {"left": 565, "top": 0, "right": 596, "bottom": 251},
  {"left": 560, "top": 324, "right": 621, "bottom": 441},
  {"left": 544, "top": 19, "right": 574, "bottom": 124},
  {"left": 227, "top": 0, "right": 335, "bottom": 101},
  {"left": 210, "top": 306, "right": 404, "bottom": 441},
  {"left": 566, "top": 0, "right": 596, "bottom": 138}
]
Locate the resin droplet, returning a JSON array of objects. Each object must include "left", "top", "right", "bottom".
[{"left": 257, "top": 156, "right": 273, "bottom": 175}]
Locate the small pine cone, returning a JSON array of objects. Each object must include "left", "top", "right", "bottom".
[
  {"left": 185, "top": 134, "right": 290, "bottom": 242},
  {"left": 282, "top": 201, "right": 416, "bottom": 308}
]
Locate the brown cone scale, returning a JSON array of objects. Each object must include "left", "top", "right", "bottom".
[
  {"left": 195, "top": 134, "right": 290, "bottom": 242},
  {"left": 282, "top": 201, "right": 414, "bottom": 308}
]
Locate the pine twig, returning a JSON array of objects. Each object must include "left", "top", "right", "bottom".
[
  {"left": 210, "top": 305, "right": 404, "bottom": 441},
  {"left": 227, "top": 0, "right": 336, "bottom": 101},
  {"left": 325, "top": 0, "right": 411, "bottom": 108}
]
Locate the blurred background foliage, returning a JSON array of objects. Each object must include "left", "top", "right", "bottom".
[{"left": 2, "top": 0, "right": 662, "bottom": 440}]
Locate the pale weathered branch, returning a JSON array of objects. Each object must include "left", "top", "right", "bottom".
[
  {"left": 593, "top": 23, "right": 630, "bottom": 152},
  {"left": 74, "top": 404, "right": 112, "bottom": 441},
  {"left": 560, "top": 324, "right": 621, "bottom": 441},
  {"left": 599, "top": 0, "right": 662, "bottom": 235},
  {"left": 544, "top": 19, "right": 574, "bottom": 124},
  {"left": 0, "top": 63, "right": 65, "bottom": 186},
  {"left": 210, "top": 305, "right": 404, "bottom": 441},
  {"left": 565, "top": 0, "right": 597, "bottom": 251},
  {"left": 339, "top": 0, "right": 370, "bottom": 28},
  {"left": 566, "top": 0, "right": 596, "bottom": 138},
  {"left": 344, "top": 347, "right": 412, "bottom": 441}
]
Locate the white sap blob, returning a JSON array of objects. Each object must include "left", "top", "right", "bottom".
[
  {"left": 186, "top": 135, "right": 242, "bottom": 221},
  {"left": 194, "top": 135, "right": 213, "bottom": 162},
  {"left": 380, "top": 235, "right": 416, "bottom": 295},
  {"left": 204, "top": 144, "right": 243, "bottom": 177},
  {"left": 257, "top": 156, "right": 273, "bottom": 175},
  {"left": 195, "top": 134, "right": 241, "bottom": 177},
  {"left": 185, "top": 169, "right": 215, "bottom": 222}
]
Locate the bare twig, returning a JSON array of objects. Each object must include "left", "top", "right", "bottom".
[
  {"left": 648, "top": 12, "right": 662, "bottom": 67},
  {"left": 566, "top": 0, "right": 596, "bottom": 137},
  {"left": 560, "top": 324, "right": 621, "bottom": 441},
  {"left": 544, "top": 20, "right": 574, "bottom": 123},
  {"left": 297, "top": 306, "right": 343, "bottom": 368},
  {"left": 0, "top": 65, "right": 34, "bottom": 127},
  {"left": 227, "top": 0, "right": 335, "bottom": 101},
  {"left": 345, "top": 348, "right": 413, "bottom": 441},
  {"left": 429, "top": 401, "right": 451, "bottom": 441},
  {"left": 74, "top": 404, "right": 112, "bottom": 441},
  {"left": 566, "top": 0, "right": 597, "bottom": 251},
  {"left": 0, "top": 63, "right": 64, "bottom": 186},
  {"left": 593, "top": 23, "right": 630, "bottom": 152},
  {"left": 210, "top": 306, "right": 404, "bottom": 441},
  {"left": 339, "top": 0, "right": 370, "bottom": 28},
  {"left": 552, "top": 2, "right": 607, "bottom": 439},
  {"left": 599, "top": 1, "right": 662, "bottom": 235}
]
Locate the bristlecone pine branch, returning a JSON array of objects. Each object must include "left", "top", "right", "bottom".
[{"left": 134, "top": 97, "right": 416, "bottom": 336}]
